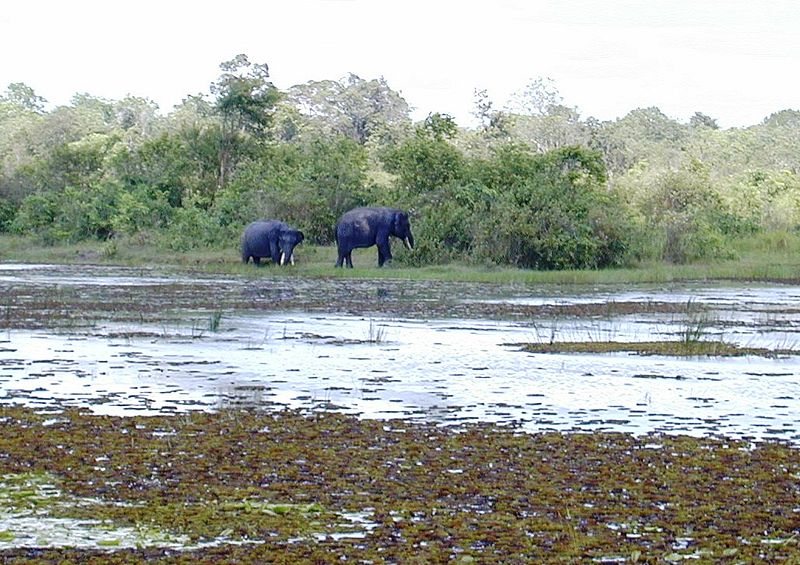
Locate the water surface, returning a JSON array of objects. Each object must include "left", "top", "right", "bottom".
[{"left": 2, "top": 263, "right": 799, "bottom": 443}]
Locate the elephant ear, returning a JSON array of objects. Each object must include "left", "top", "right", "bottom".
[{"left": 392, "top": 211, "right": 405, "bottom": 231}]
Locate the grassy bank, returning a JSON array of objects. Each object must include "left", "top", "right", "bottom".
[{"left": 2, "top": 232, "right": 800, "bottom": 285}]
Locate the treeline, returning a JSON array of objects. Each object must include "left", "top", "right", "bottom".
[{"left": 1, "top": 56, "right": 800, "bottom": 269}]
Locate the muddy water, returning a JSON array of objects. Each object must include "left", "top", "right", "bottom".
[{"left": 1, "top": 263, "right": 799, "bottom": 443}]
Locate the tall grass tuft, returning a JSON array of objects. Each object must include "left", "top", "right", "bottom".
[
  {"left": 679, "top": 299, "right": 713, "bottom": 344},
  {"left": 366, "top": 319, "right": 387, "bottom": 344},
  {"left": 208, "top": 311, "right": 223, "bottom": 332}
]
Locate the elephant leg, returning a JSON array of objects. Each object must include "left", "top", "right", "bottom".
[
  {"left": 337, "top": 244, "right": 353, "bottom": 268},
  {"left": 377, "top": 242, "right": 392, "bottom": 267},
  {"left": 270, "top": 240, "right": 281, "bottom": 264},
  {"left": 253, "top": 256, "right": 262, "bottom": 266}
]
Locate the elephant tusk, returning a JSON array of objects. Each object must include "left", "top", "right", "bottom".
[
  {"left": 290, "top": 254, "right": 295, "bottom": 266},
  {"left": 280, "top": 252, "right": 286, "bottom": 266},
  {"left": 404, "top": 237, "right": 412, "bottom": 250}
]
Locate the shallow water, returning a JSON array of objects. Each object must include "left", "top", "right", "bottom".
[{"left": 1, "top": 263, "right": 800, "bottom": 443}]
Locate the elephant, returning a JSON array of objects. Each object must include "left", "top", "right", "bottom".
[
  {"left": 335, "top": 207, "right": 414, "bottom": 268},
  {"left": 241, "top": 220, "right": 304, "bottom": 266}
]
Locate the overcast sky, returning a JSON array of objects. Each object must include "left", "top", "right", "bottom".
[{"left": 2, "top": 0, "right": 798, "bottom": 128}]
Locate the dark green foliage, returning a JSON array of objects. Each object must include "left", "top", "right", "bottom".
[
  {"left": 472, "top": 145, "right": 631, "bottom": 269},
  {"left": 217, "top": 136, "right": 370, "bottom": 245},
  {"left": 10, "top": 192, "right": 58, "bottom": 241},
  {"left": 385, "top": 142, "right": 632, "bottom": 270},
  {"left": 111, "top": 133, "right": 192, "bottom": 208},
  {"left": 12, "top": 180, "right": 121, "bottom": 243},
  {"left": 2, "top": 66, "right": 800, "bottom": 270},
  {"left": 0, "top": 197, "right": 18, "bottom": 232},
  {"left": 400, "top": 182, "right": 491, "bottom": 265},
  {"left": 295, "top": 137, "right": 371, "bottom": 242},
  {"left": 43, "top": 133, "right": 119, "bottom": 192},
  {"left": 382, "top": 129, "right": 466, "bottom": 195}
]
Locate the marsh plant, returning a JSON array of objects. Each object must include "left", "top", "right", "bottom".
[
  {"left": 190, "top": 320, "right": 206, "bottom": 339},
  {"left": 366, "top": 319, "right": 387, "bottom": 344},
  {"left": 530, "top": 317, "right": 560, "bottom": 345},
  {"left": 678, "top": 299, "right": 715, "bottom": 344},
  {"left": 242, "top": 330, "right": 270, "bottom": 351},
  {"left": 208, "top": 310, "right": 223, "bottom": 332},
  {"left": 2, "top": 297, "right": 10, "bottom": 339}
]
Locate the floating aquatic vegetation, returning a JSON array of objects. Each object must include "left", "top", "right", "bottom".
[
  {"left": 514, "top": 339, "right": 791, "bottom": 357},
  {"left": 0, "top": 406, "right": 797, "bottom": 562}
]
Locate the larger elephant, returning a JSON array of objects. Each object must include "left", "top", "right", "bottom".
[
  {"left": 241, "top": 220, "right": 304, "bottom": 266},
  {"left": 335, "top": 207, "right": 414, "bottom": 268}
]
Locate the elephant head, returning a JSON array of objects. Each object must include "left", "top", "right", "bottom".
[
  {"left": 392, "top": 211, "right": 414, "bottom": 250},
  {"left": 279, "top": 229, "right": 304, "bottom": 266}
]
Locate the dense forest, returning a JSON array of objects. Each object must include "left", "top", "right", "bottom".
[{"left": 1, "top": 54, "right": 799, "bottom": 269}]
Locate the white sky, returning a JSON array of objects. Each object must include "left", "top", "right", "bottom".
[{"left": 1, "top": 0, "right": 798, "bottom": 128}]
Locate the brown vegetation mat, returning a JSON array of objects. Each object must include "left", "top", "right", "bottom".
[
  {"left": 1, "top": 280, "right": 693, "bottom": 329},
  {"left": 517, "top": 340, "right": 785, "bottom": 357},
  {"left": 0, "top": 406, "right": 798, "bottom": 563}
]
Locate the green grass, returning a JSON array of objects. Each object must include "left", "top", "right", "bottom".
[{"left": 2, "top": 232, "right": 800, "bottom": 285}]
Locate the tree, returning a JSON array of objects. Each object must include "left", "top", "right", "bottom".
[
  {"left": 505, "top": 77, "right": 562, "bottom": 117},
  {"left": 1, "top": 83, "right": 46, "bottom": 113},
  {"left": 210, "top": 54, "right": 281, "bottom": 189},
  {"left": 0, "top": 91, "right": 46, "bottom": 202},
  {"left": 689, "top": 112, "right": 719, "bottom": 130},
  {"left": 382, "top": 122, "right": 465, "bottom": 196},
  {"left": 113, "top": 96, "right": 162, "bottom": 144},
  {"left": 762, "top": 109, "right": 800, "bottom": 128},
  {"left": 509, "top": 105, "right": 589, "bottom": 153},
  {"left": 472, "top": 88, "right": 493, "bottom": 128},
  {"left": 590, "top": 107, "right": 688, "bottom": 175},
  {"left": 419, "top": 113, "right": 458, "bottom": 141},
  {"left": 500, "top": 78, "right": 588, "bottom": 153},
  {"left": 285, "top": 74, "right": 411, "bottom": 144},
  {"left": 472, "top": 89, "right": 512, "bottom": 139}
]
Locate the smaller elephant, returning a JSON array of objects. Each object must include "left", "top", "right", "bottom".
[
  {"left": 335, "top": 207, "right": 414, "bottom": 268},
  {"left": 241, "top": 220, "right": 304, "bottom": 266}
]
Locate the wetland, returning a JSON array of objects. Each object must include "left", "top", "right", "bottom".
[{"left": 1, "top": 262, "right": 799, "bottom": 562}]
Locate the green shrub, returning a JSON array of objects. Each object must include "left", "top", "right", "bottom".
[
  {"left": 160, "top": 199, "right": 224, "bottom": 251},
  {"left": 11, "top": 192, "right": 59, "bottom": 243},
  {"left": 640, "top": 167, "right": 734, "bottom": 263},
  {"left": 0, "top": 197, "right": 18, "bottom": 233},
  {"left": 111, "top": 184, "right": 175, "bottom": 237},
  {"left": 472, "top": 146, "right": 632, "bottom": 269}
]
